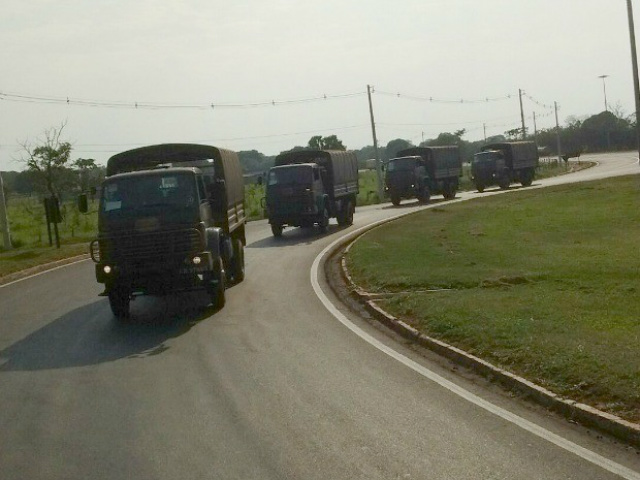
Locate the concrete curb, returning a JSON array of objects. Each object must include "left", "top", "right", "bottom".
[
  {"left": 332, "top": 223, "right": 640, "bottom": 449},
  {"left": 0, "top": 254, "right": 89, "bottom": 286}
]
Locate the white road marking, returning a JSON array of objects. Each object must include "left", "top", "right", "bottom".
[
  {"left": 311, "top": 222, "right": 640, "bottom": 480},
  {"left": 0, "top": 258, "right": 89, "bottom": 289}
]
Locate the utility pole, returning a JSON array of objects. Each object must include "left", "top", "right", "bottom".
[
  {"left": 0, "top": 172, "right": 12, "bottom": 250},
  {"left": 483, "top": 123, "right": 487, "bottom": 142},
  {"left": 554, "top": 101, "right": 562, "bottom": 163},
  {"left": 367, "top": 85, "right": 384, "bottom": 202},
  {"left": 626, "top": 0, "right": 640, "bottom": 163},
  {"left": 533, "top": 111, "right": 538, "bottom": 139},
  {"left": 519, "top": 89, "right": 527, "bottom": 139}
]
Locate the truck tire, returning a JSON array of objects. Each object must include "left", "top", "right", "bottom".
[
  {"left": 498, "top": 171, "right": 511, "bottom": 190},
  {"left": 337, "top": 200, "right": 354, "bottom": 226},
  {"left": 418, "top": 186, "right": 431, "bottom": 204},
  {"left": 345, "top": 200, "right": 354, "bottom": 226},
  {"left": 271, "top": 224, "right": 283, "bottom": 238},
  {"left": 108, "top": 285, "right": 131, "bottom": 320},
  {"left": 443, "top": 182, "right": 457, "bottom": 200},
  {"left": 336, "top": 202, "right": 346, "bottom": 226},
  {"left": 231, "top": 238, "right": 245, "bottom": 284},
  {"left": 475, "top": 183, "right": 485, "bottom": 193},
  {"left": 208, "top": 259, "right": 226, "bottom": 310},
  {"left": 318, "top": 207, "right": 330, "bottom": 233},
  {"left": 390, "top": 195, "right": 401, "bottom": 206},
  {"left": 520, "top": 169, "right": 534, "bottom": 187}
]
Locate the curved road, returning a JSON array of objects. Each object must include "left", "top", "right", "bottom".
[{"left": 1, "top": 152, "right": 638, "bottom": 479}]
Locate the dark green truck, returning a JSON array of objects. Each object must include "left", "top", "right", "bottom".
[
  {"left": 265, "top": 149, "right": 359, "bottom": 237},
  {"left": 385, "top": 146, "right": 462, "bottom": 205},
  {"left": 471, "top": 141, "right": 539, "bottom": 192},
  {"left": 81, "top": 144, "right": 246, "bottom": 319}
]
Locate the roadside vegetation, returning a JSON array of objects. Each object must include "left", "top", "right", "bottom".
[
  {"left": 0, "top": 160, "right": 589, "bottom": 279},
  {"left": 346, "top": 175, "right": 640, "bottom": 422}
]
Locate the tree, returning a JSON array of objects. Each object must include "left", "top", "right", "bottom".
[
  {"left": 384, "top": 138, "right": 413, "bottom": 160},
  {"left": 19, "top": 123, "right": 73, "bottom": 198},
  {"left": 238, "top": 150, "right": 274, "bottom": 173},
  {"left": 504, "top": 127, "right": 526, "bottom": 141},
  {"left": 307, "top": 135, "right": 346, "bottom": 150},
  {"left": 74, "top": 158, "right": 102, "bottom": 192},
  {"left": 308, "top": 135, "right": 324, "bottom": 150}
]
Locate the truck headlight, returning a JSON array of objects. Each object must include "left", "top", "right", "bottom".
[
  {"left": 192, "top": 256, "right": 202, "bottom": 265},
  {"left": 103, "top": 265, "right": 112, "bottom": 274}
]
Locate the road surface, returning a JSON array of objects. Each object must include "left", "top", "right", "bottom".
[{"left": 1, "top": 152, "right": 638, "bottom": 479}]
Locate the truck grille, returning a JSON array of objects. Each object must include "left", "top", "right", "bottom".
[{"left": 96, "top": 228, "right": 203, "bottom": 264}]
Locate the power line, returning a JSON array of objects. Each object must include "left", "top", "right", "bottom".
[
  {"left": 0, "top": 90, "right": 367, "bottom": 110},
  {"left": 374, "top": 89, "right": 515, "bottom": 104}
]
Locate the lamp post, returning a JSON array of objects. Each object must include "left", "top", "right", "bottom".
[
  {"left": 598, "top": 74, "right": 609, "bottom": 112},
  {"left": 626, "top": 0, "right": 640, "bottom": 162}
]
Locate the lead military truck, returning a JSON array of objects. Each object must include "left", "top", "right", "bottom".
[{"left": 81, "top": 144, "right": 246, "bottom": 319}]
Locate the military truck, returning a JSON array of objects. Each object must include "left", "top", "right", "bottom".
[
  {"left": 80, "top": 144, "right": 246, "bottom": 319},
  {"left": 385, "top": 146, "right": 462, "bottom": 205},
  {"left": 265, "top": 149, "right": 359, "bottom": 237},
  {"left": 471, "top": 141, "right": 539, "bottom": 192}
]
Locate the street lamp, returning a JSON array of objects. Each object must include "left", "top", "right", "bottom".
[
  {"left": 626, "top": 0, "right": 640, "bottom": 162},
  {"left": 598, "top": 74, "right": 609, "bottom": 112}
]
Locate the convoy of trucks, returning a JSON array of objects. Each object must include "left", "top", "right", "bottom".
[
  {"left": 80, "top": 144, "right": 246, "bottom": 319},
  {"left": 471, "top": 141, "right": 539, "bottom": 192},
  {"left": 385, "top": 146, "right": 462, "bottom": 205},
  {"left": 76, "top": 137, "right": 541, "bottom": 319},
  {"left": 264, "top": 149, "right": 359, "bottom": 237}
]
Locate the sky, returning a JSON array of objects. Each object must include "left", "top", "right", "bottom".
[{"left": 0, "top": 0, "right": 637, "bottom": 171}]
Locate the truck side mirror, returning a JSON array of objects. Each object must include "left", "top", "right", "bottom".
[{"left": 78, "top": 193, "right": 88, "bottom": 214}]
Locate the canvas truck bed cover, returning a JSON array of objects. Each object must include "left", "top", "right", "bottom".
[
  {"left": 397, "top": 146, "right": 462, "bottom": 179},
  {"left": 481, "top": 141, "right": 539, "bottom": 169},
  {"left": 274, "top": 150, "right": 359, "bottom": 198}
]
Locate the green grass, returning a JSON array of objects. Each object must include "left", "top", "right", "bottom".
[
  {"left": 0, "top": 161, "right": 591, "bottom": 278},
  {"left": 346, "top": 175, "right": 640, "bottom": 422}
]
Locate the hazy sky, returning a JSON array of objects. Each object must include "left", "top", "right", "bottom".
[{"left": 0, "top": 0, "right": 636, "bottom": 171}]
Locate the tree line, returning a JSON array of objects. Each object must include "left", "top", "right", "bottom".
[{"left": 2, "top": 109, "right": 635, "bottom": 199}]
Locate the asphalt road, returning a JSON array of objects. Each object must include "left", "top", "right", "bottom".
[{"left": 1, "top": 152, "right": 639, "bottom": 479}]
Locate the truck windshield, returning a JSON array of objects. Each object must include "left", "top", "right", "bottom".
[
  {"left": 387, "top": 158, "right": 418, "bottom": 172},
  {"left": 473, "top": 152, "right": 501, "bottom": 163},
  {"left": 268, "top": 166, "right": 313, "bottom": 186},
  {"left": 100, "top": 172, "right": 199, "bottom": 219}
]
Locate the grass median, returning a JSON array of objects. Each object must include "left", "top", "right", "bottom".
[{"left": 345, "top": 175, "right": 640, "bottom": 423}]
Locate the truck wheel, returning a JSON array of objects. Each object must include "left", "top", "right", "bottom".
[
  {"left": 208, "top": 259, "right": 226, "bottom": 309},
  {"left": 318, "top": 207, "right": 330, "bottom": 233},
  {"left": 108, "top": 286, "right": 130, "bottom": 320},
  {"left": 520, "top": 170, "right": 534, "bottom": 187},
  {"left": 337, "top": 200, "right": 354, "bottom": 226},
  {"left": 475, "top": 183, "right": 485, "bottom": 193},
  {"left": 445, "top": 181, "right": 458, "bottom": 199},
  {"left": 418, "top": 186, "right": 430, "bottom": 204},
  {"left": 390, "top": 195, "right": 401, "bottom": 206},
  {"left": 231, "top": 239, "right": 245, "bottom": 284},
  {"left": 336, "top": 203, "right": 346, "bottom": 226},
  {"left": 345, "top": 200, "right": 354, "bottom": 226},
  {"left": 498, "top": 172, "right": 511, "bottom": 190},
  {"left": 271, "top": 224, "right": 283, "bottom": 238}
]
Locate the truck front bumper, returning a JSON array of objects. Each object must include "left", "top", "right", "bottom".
[{"left": 95, "top": 251, "right": 216, "bottom": 294}]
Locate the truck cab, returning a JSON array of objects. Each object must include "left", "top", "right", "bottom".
[
  {"left": 265, "top": 163, "right": 327, "bottom": 236},
  {"left": 384, "top": 156, "right": 427, "bottom": 206},
  {"left": 471, "top": 150, "right": 506, "bottom": 192}
]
